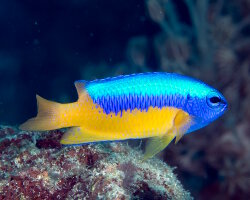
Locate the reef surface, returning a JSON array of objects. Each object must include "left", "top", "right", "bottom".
[{"left": 0, "top": 126, "right": 192, "bottom": 200}]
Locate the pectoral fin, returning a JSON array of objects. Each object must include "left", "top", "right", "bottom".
[{"left": 173, "top": 110, "right": 191, "bottom": 144}]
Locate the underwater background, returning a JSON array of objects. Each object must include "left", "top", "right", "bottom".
[{"left": 0, "top": 0, "right": 249, "bottom": 199}]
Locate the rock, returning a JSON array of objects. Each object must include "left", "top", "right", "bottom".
[{"left": 0, "top": 126, "right": 192, "bottom": 200}]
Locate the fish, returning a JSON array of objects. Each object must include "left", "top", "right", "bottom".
[{"left": 19, "top": 72, "right": 228, "bottom": 160}]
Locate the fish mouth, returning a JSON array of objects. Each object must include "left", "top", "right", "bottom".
[
  {"left": 219, "top": 95, "right": 228, "bottom": 111},
  {"left": 218, "top": 102, "right": 228, "bottom": 114},
  {"left": 224, "top": 103, "right": 228, "bottom": 110},
  {"left": 222, "top": 99, "right": 228, "bottom": 111}
]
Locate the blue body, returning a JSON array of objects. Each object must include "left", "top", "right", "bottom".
[{"left": 77, "top": 72, "right": 228, "bottom": 134}]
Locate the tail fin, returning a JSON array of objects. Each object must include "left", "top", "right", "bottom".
[{"left": 19, "top": 95, "right": 62, "bottom": 131}]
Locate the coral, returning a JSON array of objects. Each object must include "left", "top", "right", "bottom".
[{"left": 0, "top": 126, "right": 193, "bottom": 200}]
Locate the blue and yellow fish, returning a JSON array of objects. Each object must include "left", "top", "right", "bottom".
[{"left": 20, "top": 72, "right": 228, "bottom": 159}]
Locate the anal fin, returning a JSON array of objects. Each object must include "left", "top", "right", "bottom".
[{"left": 60, "top": 127, "right": 115, "bottom": 145}]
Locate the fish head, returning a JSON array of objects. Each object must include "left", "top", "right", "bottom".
[{"left": 185, "top": 81, "right": 228, "bottom": 133}]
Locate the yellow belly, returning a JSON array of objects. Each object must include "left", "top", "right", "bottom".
[{"left": 66, "top": 94, "right": 182, "bottom": 140}]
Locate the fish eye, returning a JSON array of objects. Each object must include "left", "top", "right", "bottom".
[
  {"left": 206, "top": 93, "right": 221, "bottom": 108},
  {"left": 209, "top": 96, "right": 221, "bottom": 104}
]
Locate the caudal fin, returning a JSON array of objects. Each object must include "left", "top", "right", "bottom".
[{"left": 19, "top": 95, "right": 62, "bottom": 131}]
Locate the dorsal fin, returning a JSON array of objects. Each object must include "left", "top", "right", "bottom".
[{"left": 74, "top": 80, "right": 86, "bottom": 99}]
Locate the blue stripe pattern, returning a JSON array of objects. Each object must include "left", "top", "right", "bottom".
[
  {"left": 82, "top": 73, "right": 209, "bottom": 116},
  {"left": 93, "top": 93, "right": 188, "bottom": 116}
]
